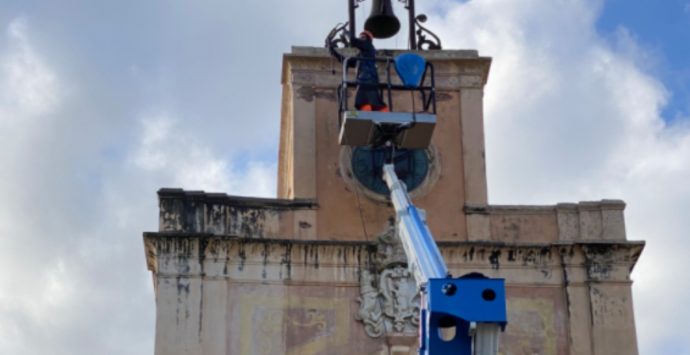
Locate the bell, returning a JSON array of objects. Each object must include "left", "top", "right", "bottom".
[{"left": 364, "top": 0, "right": 401, "bottom": 39}]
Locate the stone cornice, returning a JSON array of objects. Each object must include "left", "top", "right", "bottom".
[
  {"left": 580, "top": 242, "right": 644, "bottom": 282},
  {"left": 144, "top": 233, "right": 644, "bottom": 286},
  {"left": 282, "top": 47, "right": 492, "bottom": 89}
]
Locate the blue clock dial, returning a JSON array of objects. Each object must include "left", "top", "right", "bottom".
[{"left": 351, "top": 147, "right": 429, "bottom": 195}]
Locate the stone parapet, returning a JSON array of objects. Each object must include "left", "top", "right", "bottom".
[
  {"left": 467, "top": 200, "right": 629, "bottom": 243},
  {"left": 556, "top": 200, "right": 627, "bottom": 241},
  {"left": 160, "top": 189, "right": 631, "bottom": 245},
  {"left": 157, "top": 188, "right": 317, "bottom": 238}
]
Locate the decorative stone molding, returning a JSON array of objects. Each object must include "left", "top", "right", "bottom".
[
  {"left": 582, "top": 242, "right": 643, "bottom": 282},
  {"left": 375, "top": 227, "right": 409, "bottom": 269},
  {"left": 355, "top": 270, "right": 385, "bottom": 337},
  {"left": 355, "top": 228, "right": 420, "bottom": 338},
  {"left": 378, "top": 266, "right": 420, "bottom": 332}
]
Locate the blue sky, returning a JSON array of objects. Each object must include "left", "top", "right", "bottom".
[
  {"left": 598, "top": 0, "right": 690, "bottom": 121},
  {"left": 1, "top": 1, "right": 689, "bottom": 354}
]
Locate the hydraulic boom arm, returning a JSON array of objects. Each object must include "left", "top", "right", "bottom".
[
  {"left": 383, "top": 164, "right": 448, "bottom": 287},
  {"left": 383, "top": 163, "right": 507, "bottom": 355}
]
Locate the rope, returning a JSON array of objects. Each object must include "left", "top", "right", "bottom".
[
  {"left": 410, "top": 89, "right": 418, "bottom": 128},
  {"left": 354, "top": 182, "right": 370, "bottom": 242}
]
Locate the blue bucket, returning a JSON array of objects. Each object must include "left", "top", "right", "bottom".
[{"left": 394, "top": 53, "right": 426, "bottom": 87}]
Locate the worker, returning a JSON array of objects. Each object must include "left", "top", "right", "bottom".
[{"left": 329, "top": 30, "right": 389, "bottom": 112}]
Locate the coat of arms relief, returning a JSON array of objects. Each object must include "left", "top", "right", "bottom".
[{"left": 355, "top": 226, "right": 420, "bottom": 338}]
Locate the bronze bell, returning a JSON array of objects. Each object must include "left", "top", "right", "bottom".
[{"left": 364, "top": 0, "right": 401, "bottom": 39}]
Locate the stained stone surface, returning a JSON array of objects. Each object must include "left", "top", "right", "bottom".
[
  {"left": 145, "top": 191, "right": 643, "bottom": 355},
  {"left": 144, "top": 48, "right": 643, "bottom": 355}
]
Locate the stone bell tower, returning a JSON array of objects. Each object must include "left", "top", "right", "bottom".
[
  {"left": 276, "top": 46, "right": 491, "bottom": 241},
  {"left": 144, "top": 25, "right": 643, "bottom": 355}
]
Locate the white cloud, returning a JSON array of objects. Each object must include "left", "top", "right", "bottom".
[
  {"left": 0, "top": 9, "right": 275, "bottom": 352},
  {"left": 424, "top": 0, "right": 690, "bottom": 353},
  {"left": 0, "top": 17, "right": 65, "bottom": 307},
  {"left": 0, "top": 0, "right": 688, "bottom": 354},
  {"left": 0, "top": 18, "right": 126, "bottom": 355},
  {"left": 130, "top": 111, "right": 275, "bottom": 195},
  {"left": 0, "top": 18, "right": 59, "bottom": 119}
]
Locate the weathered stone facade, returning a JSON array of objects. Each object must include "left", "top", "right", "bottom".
[{"left": 144, "top": 47, "right": 643, "bottom": 354}]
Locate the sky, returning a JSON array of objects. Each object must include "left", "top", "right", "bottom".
[{"left": 0, "top": 0, "right": 688, "bottom": 354}]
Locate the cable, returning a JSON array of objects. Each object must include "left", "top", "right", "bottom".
[
  {"left": 354, "top": 179, "right": 371, "bottom": 242},
  {"left": 410, "top": 89, "right": 418, "bottom": 128}
]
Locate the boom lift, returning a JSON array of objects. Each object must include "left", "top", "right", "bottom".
[{"left": 338, "top": 53, "right": 508, "bottom": 355}]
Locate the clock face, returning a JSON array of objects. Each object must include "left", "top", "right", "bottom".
[{"left": 351, "top": 147, "right": 429, "bottom": 195}]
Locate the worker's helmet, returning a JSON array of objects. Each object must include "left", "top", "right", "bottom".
[{"left": 359, "top": 30, "right": 374, "bottom": 40}]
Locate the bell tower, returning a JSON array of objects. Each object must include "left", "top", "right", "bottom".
[
  {"left": 277, "top": 46, "right": 492, "bottom": 242},
  {"left": 143, "top": 2, "right": 643, "bottom": 354}
]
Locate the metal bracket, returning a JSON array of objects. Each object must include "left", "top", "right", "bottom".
[
  {"left": 325, "top": 22, "right": 351, "bottom": 49},
  {"left": 415, "top": 14, "right": 442, "bottom": 50}
]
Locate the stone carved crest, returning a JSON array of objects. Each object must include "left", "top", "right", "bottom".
[{"left": 355, "top": 227, "right": 420, "bottom": 337}]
